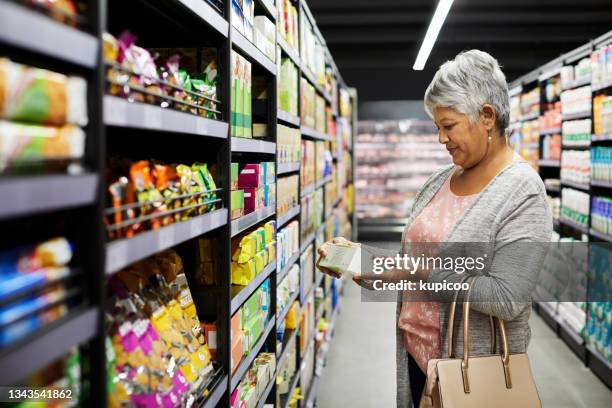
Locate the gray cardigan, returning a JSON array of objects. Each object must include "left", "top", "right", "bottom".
[{"left": 367, "top": 158, "right": 553, "bottom": 407}]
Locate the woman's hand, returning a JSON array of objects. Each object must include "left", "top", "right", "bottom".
[{"left": 316, "top": 237, "right": 360, "bottom": 279}]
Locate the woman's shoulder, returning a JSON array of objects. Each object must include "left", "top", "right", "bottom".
[{"left": 498, "top": 159, "right": 547, "bottom": 197}]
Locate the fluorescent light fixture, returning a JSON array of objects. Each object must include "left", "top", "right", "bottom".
[{"left": 413, "top": 0, "right": 454, "bottom": 71}]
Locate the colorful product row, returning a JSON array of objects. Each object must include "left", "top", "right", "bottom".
[
  {"left": 277, "top": 175, "right": 299, "bottom": 217},
  {"left": 591, "top": 196, "right": 612, "bottom": 236},
  {"left": 561, "top": 188, "right": 590, "bottom": 227},
  {"left": 230, "top": 280, "right": 271, "bottom": 374},
  {"left": 277, "top": 124, "right": 301, "bottom": 164},
  {"left": 231, "top": 51, "right": 253, "bottom": 138},
  {"left": 278, "top": 58, "right": 299, "bottom": 116},
  {"left": 231, "top": 352, "right": 276, "bottom": 408},
  {"left": 562, "top": 119, "right": 592, "bottom": 147},
  {"left": 277, "top": 0, "right": 299, "bottom": 51},
  {"left": 231, "top": 222, "right": 276, "bottom": 286},
  {"left": 277, "top": 221, "right": 300, "bottom": 274},
  {"left": 107, "top": 250, "right": 216, "bottom": 407},
  {"left": 561, "top": 150, "right": 590, "bottom": 185},
  {"left": 106, "top": 160, "right": 218, "bottom": 240},
  {"left": 592, "top": 146, "right": 612, "bottom": 182}
]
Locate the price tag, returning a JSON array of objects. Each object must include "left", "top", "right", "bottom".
[
  {"left": 190, "top": 217, "right": 204, "bottom": 237},
  {"left": 107, "top": 242, "right": 127, "bottom": 273},
  {"left": 104, "top": 97, "right": 127, "bottom": 125},
  {"left": 158, "top": 227, "right": 175, "bottom": 250},
  {"left": 144, "top": 105, "right": 162, "bottom": 129}
]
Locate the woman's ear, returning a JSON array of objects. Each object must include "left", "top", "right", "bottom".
[{"left": 480, "top": 104, "right": 497, "bottom": 130}]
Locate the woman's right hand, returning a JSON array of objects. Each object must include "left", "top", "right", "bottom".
[{"left": 316, "top": 237, "right": 359, "bottom": 278}]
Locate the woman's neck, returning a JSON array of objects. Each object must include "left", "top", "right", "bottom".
[{"left": 464, "top": 137, "right": 514, "bottom": 177}]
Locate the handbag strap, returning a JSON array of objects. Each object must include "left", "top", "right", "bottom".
[
  {"left": 448, "top": 276, "right": 497, "bottom": 358},
  {"left": 461, "top": 278, "right": 512, "bottom": 393}
]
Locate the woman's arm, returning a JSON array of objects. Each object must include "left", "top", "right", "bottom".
[{"left": 426, "top": 192, "right": 552, "bottom": 320}]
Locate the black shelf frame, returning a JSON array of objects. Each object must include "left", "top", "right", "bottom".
[{"left": 0, "top": 1, "right": 356, "bottom": 406}]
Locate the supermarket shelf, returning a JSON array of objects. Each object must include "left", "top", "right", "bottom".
[
  {"left": 277, "top": 35, "right": 301, "bottom": 66},
  {"left": 231, "top": 262, "right": 276, "bottom": 314},
  {"left": 230, "top": 317, "right": 275, "bottom": 391},
  {"left": 587, "top": 344, "right": 612, "bottom": 389},
  {"left": 540, "top": 127, "right": 562, "bottom": 135},
  {"left": 592, "top": 78, "right": 612, "bottom": 92},
  {"left": 589, "top": 229, "right": 612, "bottom": 243},
  {"left": 175, "top": 0, "right": 228, "bottom": 37},
  {"left": 276, "top": 328, "right": 298, "bottom": 369},
  {"left": 592, "top": 133, "right": 612, "bottom": 142},
  {"left": 558, "top": 319, "right": 587, "bottom": 362},
  {"left": 591, "top": 179, "right": 612, "bottom": 189},
  {"left": 300, "top": 66, "right": 331, "bottom": 103},
  {"left": 301, "top": 233, "right": 315, "bottom": 253},
  {"left": 0, "top": 2, "right": 99, "bottom": 68},
  {"left": 538, "top": 159, "right": 561, "bottom": 167},
  {"left": 277, "top": 290, "right": 300, "bottom": 332},
  {"left": 559, "top": 217, "right": 589, "bottom": 234},
  {"left": 277, "top": 108, "right": 300, "bottom": 127},
  {"left": 520, "top": 112, "right": 539, "bottom": 121},
  {"left": 301, "top": 126, "right": 332, "bottom": 141},
  {"left": 231, "top": 27, "right": 277, "bottom": 76},
  {"left": 0, "top": 307, "right": 98, "bottom": 386},
  {"left": 201, "top": 374, "right": 228, "bottom": 408},
  {"left": 256, "top": 375, "right": 275, "bottom": 408},
  {"left": 537, "top": 302, "right": 559, "bottom": 333},
  {"left": 106, "top": 209, "right": 228, "bottom": 274},
  {"left": 231, "top": 206, "right": 275, "bottom": 237},
  {"left": 0, "top": 173, "right": 98, "bottom": 220},
  {"left": 278, "top": 162, "right": 300, "bottom": 175},
  {"left": 231, "top": 138, "right": 276, "bottom": 154},
  {"left": 562, "top": 144, "right": 591, "bottom": 150},
  {"left": 278, "top": 205, "right": 301, "bottom": 228},
  {"left": 562, "top": 77, "right": 591, "bottom": 90},
  {"left": 258, "top": 0, "right": 276, "bottom": 20},
  {"left": 104, "top": 96, "right": 228, "bottom": 138},
  {"left": 278, "top": 251, "right": 300, "bottom": 284},
  {"left": 546, "top": 184, "right": 560, "bottom": 193},
  {"left": 301, "top": 183, "right": 315, "bottom": 197},
  {"left": 560, "top": 180, "right": 590, "bottom": 192},
  {"left": 562, "top": 111, "right": 592, "bottom": 121},
  {"left": 280, "top": 370, "right": 300, "bottom": 408},
  {"left": 315, "top": 175, "right": 332, "bottom": 189}
]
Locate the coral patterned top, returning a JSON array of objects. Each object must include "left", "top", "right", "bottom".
[{"left": 398, "top": 171, "right": 477, "bottom": 373}]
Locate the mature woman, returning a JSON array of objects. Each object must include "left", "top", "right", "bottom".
[{"left": 317, "top": 50, "right": 552, "bottom": 407}]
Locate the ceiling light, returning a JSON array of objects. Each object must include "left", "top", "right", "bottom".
[{"left": 413, "top": 0, "right": 454, "bottom": 71}]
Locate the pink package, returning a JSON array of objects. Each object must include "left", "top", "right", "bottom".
[
  {"left": 238, "top": 164, "right": 262, "bottom": 188},
  {"left": 243, "top": 188, "right": 257, "bottom": 213}
]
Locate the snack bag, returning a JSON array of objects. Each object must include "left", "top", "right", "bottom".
[
  {"left": 117, "top": 31, "right": 162, "bottom": 104},
  {"left": 0, "top": 58, "right": 88, "bottom": 126}
]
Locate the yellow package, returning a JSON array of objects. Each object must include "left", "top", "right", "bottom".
[
  {"left": 264, "top": 221, "right": 275, "bottom": 244},
  {"left": 266, "top": 241, "right": 276, "bottom": 265},
  {"left": 231, "top": 258, "right": 257, "bottom": 285},
  {"left": 179, "top": 361, "right": 197, "bottom": 383},
  {"left": 285, "top": 300, "right": 300, "bottom": 329},
  {"left": 232, "top": 233, "right": 257, "bottom": 263},
  {"left": 262, "top": 246, "right": 269, "bottom": 266},
  {"left": 254, "top": 228, "right": 265, "bottom": 251},
  {"left": 254, "top": 251, "right": 265, "bottom": 273}
]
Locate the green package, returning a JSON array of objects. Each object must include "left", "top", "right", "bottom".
[{"left": 231, "top": 162, "right": 239, "bottom": 190}]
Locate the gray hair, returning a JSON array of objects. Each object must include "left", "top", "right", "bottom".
[{"left": 424, "top": 50, "right": 510, "bottom": 135}]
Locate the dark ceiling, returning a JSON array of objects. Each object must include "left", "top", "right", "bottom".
[{"left": 309, "top": 0, "right": 612, "bottom": 101}]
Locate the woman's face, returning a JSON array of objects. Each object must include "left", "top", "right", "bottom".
[{"left": 433, "top": 107, "right": 488, "bottom": 168}]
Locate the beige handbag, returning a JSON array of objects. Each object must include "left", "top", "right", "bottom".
[{"left": 419, "top": 277, "right": 541, "bottom": 408}]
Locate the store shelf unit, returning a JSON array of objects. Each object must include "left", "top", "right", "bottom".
[
  {"left": 509, "top": 29, "right": 612, "bottom": 388},
  {"left": 0, "top": 0, "right": 355, "bottom": 406}
]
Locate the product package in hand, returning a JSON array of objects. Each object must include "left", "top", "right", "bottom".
[{"left": 318, "top": 243, "right": 362, "bottom": 276}]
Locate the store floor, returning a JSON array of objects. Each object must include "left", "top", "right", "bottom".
[{"left": 316, "top": 244, "right": 612, "bottom": 408}]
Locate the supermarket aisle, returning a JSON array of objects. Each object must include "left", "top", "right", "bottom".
[{"left": 316, "top": 244, "right": 612, "bottom": 408}]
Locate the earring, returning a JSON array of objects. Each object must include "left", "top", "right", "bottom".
[{"left": 488, "top": 130, "right": 492, "bottom": 143}]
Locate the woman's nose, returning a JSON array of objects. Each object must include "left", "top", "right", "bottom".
[{"left": 438, "top": 130, "right": 448, "bottom": 144}]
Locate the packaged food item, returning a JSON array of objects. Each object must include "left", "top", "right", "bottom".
[{"left": 0, "top": 58, "right": 88, "bottom": 126}]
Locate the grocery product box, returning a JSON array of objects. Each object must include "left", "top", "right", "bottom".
[
  {"left": 231, "top": 190, "right": 244, "bottom": 219},
  {"left": 231, "top": 162, "right": 239, "bottom": 190},
  {"left": 238, "top": 163, "right": 262, "bottom": 188},
  {"left": 231, "top": 331, "right": 244, "bottom": 374},
  {"left": 244, "top": 313, "right": 264, "bottom": 354},
  {"left": 242, "top": 290, "right": 263, "bottom": 325}
]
